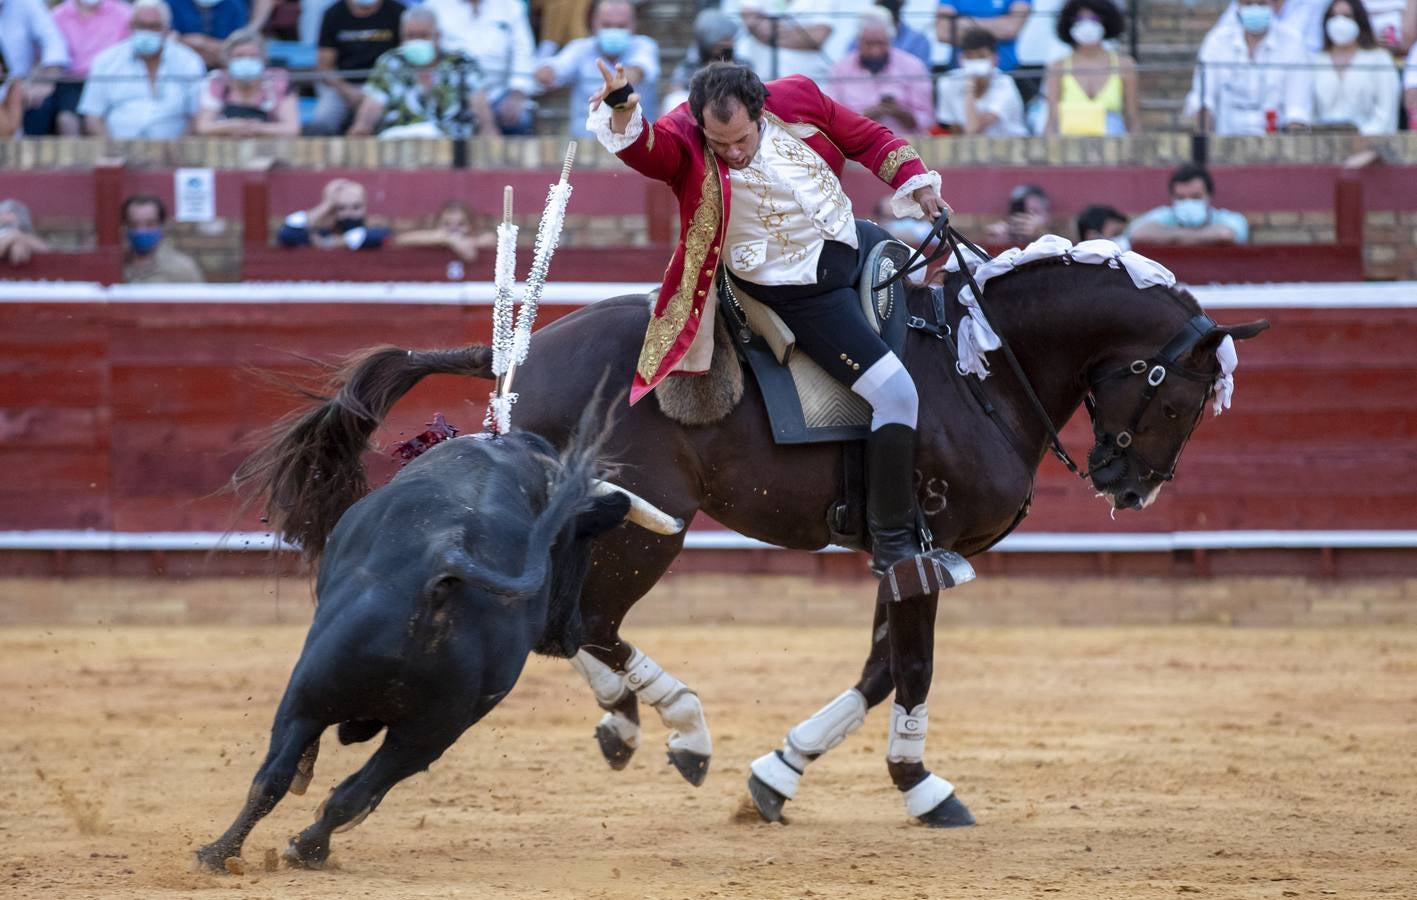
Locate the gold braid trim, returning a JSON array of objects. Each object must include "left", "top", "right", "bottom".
[
  {"left": 636, "top": 152, "right": 721, "bottom": 383},
  {"left": 877, "top": 144, "right": 921, "bottom": 183}
]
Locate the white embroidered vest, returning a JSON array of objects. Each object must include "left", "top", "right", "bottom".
[{"left": 724, "top": 119, "right": 857, "bottom": 286}]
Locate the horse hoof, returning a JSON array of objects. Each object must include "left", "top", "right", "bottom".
[
  {"left": 281, "top": 841, "right": 327, "bottom": 870},
  {"left": 193, "top": 845, "right": 230, "bottom": 873},
  {"left": 595, "top": 722, "right": 636, "bottom": 771},
  {"left": 746, "top": 773, "right": 789, "bottom": 823},
  {"left": 917, "top": 793, "right": 976, "bottom": 828},
  {"left": 666, "top": 749, "right": 710, "bottom": 786}
]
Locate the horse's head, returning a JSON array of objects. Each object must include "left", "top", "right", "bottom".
[{"left": 1085, "top": 316, "right": 1268, "bottom": 511}]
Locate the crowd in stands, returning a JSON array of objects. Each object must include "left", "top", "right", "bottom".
[{"left": 0, "top": 0, "right": 1414, "bottom": 139}]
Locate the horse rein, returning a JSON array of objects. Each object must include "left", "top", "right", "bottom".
[{"left": 884, "top": 212, "right": 1220, "bottom": 486}]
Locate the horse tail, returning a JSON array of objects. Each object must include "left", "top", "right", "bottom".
[{"left": 234, "top": 345, "right": 494, "bottom": 564}]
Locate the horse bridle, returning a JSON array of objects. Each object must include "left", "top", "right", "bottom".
[{"left": 880, "top": 212, "right": 1220, "bottom": 486}]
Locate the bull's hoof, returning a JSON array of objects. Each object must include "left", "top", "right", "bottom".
[
  {"left": 917, "top": 793, "right": 976, "bottom": 828},
  {"left": 595, "top": 722, "right": 636, "bottom": 771},
  {"left": 746, "top": 773, "right": 788, "bottom": 823},
  {"left": 667, "top": 749, "right": 709, "bottom": 786},
  {"left": 281, "top": 839, "right": 329, "bottom": 870},
  {"left": 194, "top": 844, "right": 233, "bottom": 873}
]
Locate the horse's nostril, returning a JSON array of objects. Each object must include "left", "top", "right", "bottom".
[{"left": 1120, "top": 491, "right": 1143, "bottom": 509}]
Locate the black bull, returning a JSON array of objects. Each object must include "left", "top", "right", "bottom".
[
  {"left": 235, "top": 260, "right": 1267, "bottom": 828},
  {"left": 198, "top": 429, "right": 631, "bottom": 870}
]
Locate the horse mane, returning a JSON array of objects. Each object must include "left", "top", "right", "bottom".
[{"left": 936, "top": 254, "right": 1207, "bottom": 319}]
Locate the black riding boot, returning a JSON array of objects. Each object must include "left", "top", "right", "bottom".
[{"left": 867, "top": 423, "right": 922, "bottom": 575}]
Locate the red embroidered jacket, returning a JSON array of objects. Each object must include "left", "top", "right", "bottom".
[{"left": 612, "top": 74, "right": 930, "bottom": 404}]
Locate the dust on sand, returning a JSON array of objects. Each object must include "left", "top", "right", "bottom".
[{"left": 2, "top": 621, "right": 1415, "bottom": 899}]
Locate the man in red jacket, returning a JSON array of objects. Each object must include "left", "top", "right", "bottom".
[{"left": 589, "top": 60, "right": 948, "bottom": 573}]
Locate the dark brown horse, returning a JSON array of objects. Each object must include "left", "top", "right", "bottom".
[{"left": 236, "top": 256, "right": 1266, "bottom": 828}]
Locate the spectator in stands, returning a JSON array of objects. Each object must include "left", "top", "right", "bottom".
[
  {"left": 985, "top": 183, "right": 1051, "bottom": 245},
  {"left": 394, "top": 199, "right": 495, "bottom": 260},
  {"left": 827, "top": 8, "right": 934, "bottom": 132},
  {"left": 663, "top": 8, "right": 739, "bottom": 113},
  {"left": 535, "top": 0, "right": 660, "bottom": 138},
  {"left": 1076, "top": 203, "right": 1128, "bottom": 243},
  {"left": 1188, "top": 0, "right": 1313, "bottom": 133},
  {"left": 0, "top": 0, "right": 71, "bottom": 137},
  {"left": 851, "top": 0, "right": 933, "bottom": 64},
  {"left": 169, "top": 0, "right": 270, "bottom": 68},
  {"left": 738, "top": 0, "right": 871, "bottom": 82},
  {"left": 122, "top": 193, "right": 205, "bottom": 283},
  {"left": 278, "top": 178, "right": 389, "bottom": 250},
  {"left": 530, "top": 0, "right": 594, "bottom": 56},
  {"left": 0, "top": 200, "right": 51, "bottom": 267},
  {"left": 80, "top": 0, "right": 207, "bottom": 138},
  {"left": 349, "top": 6, "right": 494, "bottom": 137},
  {"left": 934, "top": 28, "right": 1027, "bottom": 134},
  {"left": 1312, "top": 0, "right": 1400, "bottom": 133},
  {"left": 309, "top": 0, "right": 406, "bottom": 136},
  {"left": 1342, "top": 0, "right": 1404, "bottom": 49},
  {"left": 1219, "top": 0, "right": 1328, "bottom": 51},
  {"left": 44, "top": 0, "right": 131, "bottom": 136},
  {"left": 1044, "top": 0, "right": 1139, "bottom": 134},
  {"left": 936, "top": 0, "right": 1031, "bottom": 72},
  {"left": 1127, "top": 163, "right": 1250, "bottom": 246},
  {"left": 0, "top": 54, "right": 27, "bottom": 138},
  {"left": 1406, "top": 42, "right": 1417, "bottom": 124},
  {"left": 423, "top": 0, "right": 538, "bottom": 134},
  {"left": 194, "top": 28, "right": 300, "bottom": 135}
]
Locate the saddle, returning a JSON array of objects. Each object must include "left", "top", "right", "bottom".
[{"left": 723, "top": 220, "right": 914, "bottom": 444}]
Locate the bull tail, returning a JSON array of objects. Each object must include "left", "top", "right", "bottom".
[{"left": 234, "top": 345, "right": 494, "bottom": 564}]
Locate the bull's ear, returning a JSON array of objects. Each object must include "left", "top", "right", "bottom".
[
  {"left": 1223, "top": 319, "right": 1269, "bottom": 341},
  {"left": 575, "top": 492, "right": 631, "bottom": 539}
]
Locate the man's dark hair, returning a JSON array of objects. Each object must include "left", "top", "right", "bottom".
[
  {"left": 689, "top": 62, "right": 767, "bottom": 126},
  {"left": 121, "top": 193, "right": 167, "bottom": 225},
  {"left": 1077, "top": 204, "right": 1128, "bottom": 240},
  {"left": 1168, "top": 162, "right": 1214, "bottom": 196},
  {"left": 959, "top": 28, "right": 997, "bottom": 53},
  {"left": 1056, "top": 0, "right": 1126, "bottom": 45}
]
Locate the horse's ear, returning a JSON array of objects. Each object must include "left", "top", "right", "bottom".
[{"left": 1222, "top": 319, "right": 1270, "bottom": 341}]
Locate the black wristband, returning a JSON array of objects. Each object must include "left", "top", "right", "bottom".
[{"left": 604, "top": 83, "right": 634, "bottom": 110}]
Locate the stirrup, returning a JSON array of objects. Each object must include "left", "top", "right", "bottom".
[{"left": 878, "top": 549, "right": 977, "bottom": 602}]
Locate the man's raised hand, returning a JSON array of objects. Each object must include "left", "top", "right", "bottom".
[{"left": 590, "top": 58, "right": 639, "bottom": 114}]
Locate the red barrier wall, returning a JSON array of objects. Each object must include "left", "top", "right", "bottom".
[{"left": 3, "top": 299, "right": 1415, "bottom": 542}]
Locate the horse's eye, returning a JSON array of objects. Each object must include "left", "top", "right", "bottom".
[{"left": 1163, "top": 405, "right": 1181, "bottom": 420}]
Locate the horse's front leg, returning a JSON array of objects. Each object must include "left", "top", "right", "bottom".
[
  {"left": 747, "top": 602, "right": 896, "bottom": 822},
  {"left": 883, "top": 564, "right": 975, "bottom": 827}
]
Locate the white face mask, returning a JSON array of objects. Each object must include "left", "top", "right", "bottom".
[
  {"left": 1070, "top": 18, "right": 1106, "bottom": 46},
  {"left": 961, "top": 58, "right": 994, "bottom": 79},
  {"left": 1325, "top": 15, "right": 1360, "bottom": 45}
]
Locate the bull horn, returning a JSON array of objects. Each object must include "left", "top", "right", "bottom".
[{"left": 591, "top": 480, "right": 685, "bottom": 535}]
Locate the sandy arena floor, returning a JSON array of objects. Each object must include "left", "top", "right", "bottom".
[{"left": 2, "top": 618, "right": 1415, "bottom": 899}]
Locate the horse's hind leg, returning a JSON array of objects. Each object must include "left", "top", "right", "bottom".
[
  {"left": 747, "top": 602, "right": 895, "bottom": 822},
  {"left": 283, "top": 728, "right": 452, "bottom": 869},
  {"left": 196, "top": 714, "right": 324, "bottom": 871}
]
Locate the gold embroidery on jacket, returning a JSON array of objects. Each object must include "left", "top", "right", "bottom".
[
  {"left": 877, "top": 145, "right": 921, "bottom": 183},
  {"left": 637, "top": 151, "right": 721, "bottom": 382}
]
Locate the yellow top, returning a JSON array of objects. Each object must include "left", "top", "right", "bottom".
[{"left": 1057, "top": 52, "right": 1123, "bottom": 136}]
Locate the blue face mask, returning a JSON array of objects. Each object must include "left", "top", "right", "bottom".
[
  {"left": 131, "top": 30, "right": 164, "bottom": 57},
  {"left": 401, "top": 39, "right": 436, "bottom": 67},
  {"left": 1172, "top": 198, "right": 1209, "bottom": 228},
  {"left": 597, "top": 27, "right": 631, "bottom": 58},
  {"left": 228, "top": 57, "right": 265, "bottom": 81},
  {"left": 127, "top": 228, "right": 163, "bottom": 255},
  {"left": 1237, "top": 4, "right": 1273, "bottom": 33}
]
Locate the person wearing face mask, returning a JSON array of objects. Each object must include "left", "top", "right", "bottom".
[
  {"left": 826, "top": 8, "right": 934, "bottom": 133},
  {"left": 348, "top": 5, "right": 495, "bottom": 137},
  {"left": 1217, "top": 0, "right": 1328, "bottom": 51},
  {"left": 1186, "top": 0, "right": 1313, "bottom": 133},
  {"left": 45, "top": 0, "right": 130, "bottom": 136},
  {"left": 278, "top": 178, "right": 390, "bottom": 251},
  {"left": 534, "top": 0, "right": 659, "bottom": 138},
  {"left": 422, "top": 0, "right": 539, "bottom": 135},
  {"left": 934, "top": 28, "right": 1027, "bottom": 134},
  {"left": 195, "top": 28, "right": 300, "bottom": 135},
  {"left": 121, "top": 194, "right": 205, "bottom": 284},
  {"left": 1044, "top": 0, "right": 1139, "bottom": 134},
  {"left": 663, "top": 8, "right": 739, "bottom": 115},
  {"left": 1311, "top": 0, "right": 1400, "bottom": 133},
  {"left": 167, "top": 0, "right": 272, "bottom": 69},
  {"left": 1126, "top": 163, "right": 1250, "bottom": 247},
  {"left": 79, "top": 0, "right": 206, "bottom": 139}
]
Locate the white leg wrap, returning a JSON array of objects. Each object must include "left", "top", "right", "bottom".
[
  {"left": 749, "top": 750, "right": 803, "bottom": 799},
  {"left": 570, "top": 649, "right": 629, "bottom": 707},
  {"left": 624, "top": 649, "right": 711, "bottom": 757},
  {"left": 786, "top": 688, "right": 868, "bottom": 758},
  {"left": 887, "top": 702, "right": 928, "bottom": 763},
  {"left": 903, "top": 773, "right": 956, "bottom": 818}
]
